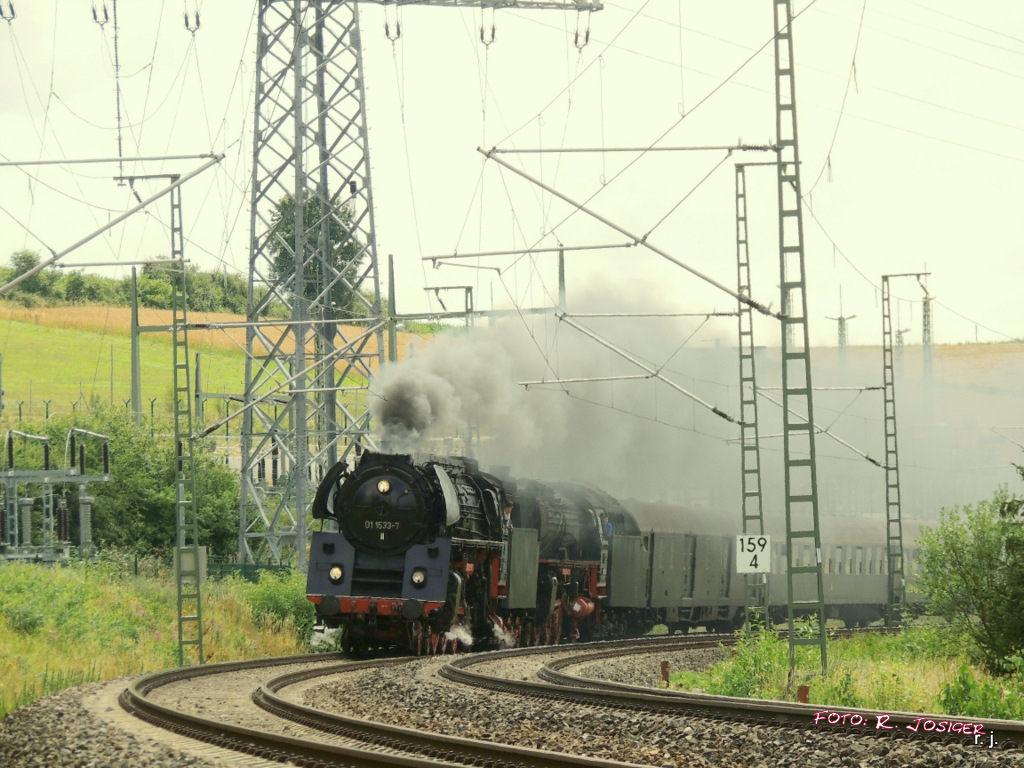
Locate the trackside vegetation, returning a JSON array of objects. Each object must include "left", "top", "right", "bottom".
[
  {"left": 670, "top": 622, "right": 1024, "bottom": 719},
  {"left": 914, "top": 474, "right": 1024, "bottom": 674},
  {"left": 0, "top": 558, "right": 315, "bottom": 717},
  {"left": 672, "top": 473, "right": 1024, "bottom": 720}
]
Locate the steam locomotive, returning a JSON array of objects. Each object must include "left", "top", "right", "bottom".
[{"left": 306, "top": 451, "right": 903, "bottom": 653}]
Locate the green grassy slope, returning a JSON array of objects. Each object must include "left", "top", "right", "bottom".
[{"left": 0, "top": 318, "right": 246, "bottom": 427}]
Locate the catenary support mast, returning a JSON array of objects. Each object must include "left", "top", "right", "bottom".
[
  {"left": 880, "top": 272, "right": 928, "bottom": 626},
  {"left": 735, "top": 163, "right": 767, "bottom": 630},
  {"left": 773, "top": 0, "right": 827, "bottom": 674}
]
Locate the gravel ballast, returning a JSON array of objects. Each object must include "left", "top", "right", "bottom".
[
  {"left": 6, "top": 647, "right": 1024, "bottom": 768},
  {"left": 0, "top": 681, "right": 219, "bottom": 768},
  {"left": 303, "top": 649, "right": 1024, "bottom": 768}
]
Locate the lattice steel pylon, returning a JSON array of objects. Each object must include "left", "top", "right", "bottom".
[
  {"left": 242, "top": 1, "right": 387, "bottom": 566},
  {"left": 773, "top": 0, "right": 827, "bottom": 674},
  {"left": 242, "top": 0, "right": 603, "bottom": 566},
  {"left": 171, "top": 184, "right": 204, "bottom": 666},
  {"left": 736, "top": 163, "right": 768, "bottom": 630}
]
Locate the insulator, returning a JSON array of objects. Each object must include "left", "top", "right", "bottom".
[
  {"left": 102, "top": 442, "right": 109, "bottom": 475},
  {"left": 43, "top": 443, "right": 50, "bottom": 471},
  {"left": 79, "top": 444, "right": 85, "bottom": 475},
  {"left": 6, "top": 433, "right": 12, "bottom": 469},
  {"left": 194, "top": 11, "right": 199, "bottom": 27}
]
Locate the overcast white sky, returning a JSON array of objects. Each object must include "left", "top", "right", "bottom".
[{"left": 1, "top": 0, "right": 1023, "bottom": 350}]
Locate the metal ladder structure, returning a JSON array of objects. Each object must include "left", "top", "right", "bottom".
[
  {"left": 171, "top": 183, "right": 204, "bottom": 666},
  {"left": 879, "top": 273, "right": 926, "bottom": 627},
  {"left": 773, "top": 0, "right": 827, "bottom": 673},
  {"left": 735, "top": 163, "right": 768, "bottom": 630}
]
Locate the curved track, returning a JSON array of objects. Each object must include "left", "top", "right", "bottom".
[
  {"left": 120, "top": 650, "right": 648, "bottom": 768},
  {"left": 119, "top": 632, "right": 1024, "bottom": 767},
  {"left": 442, "top": 633, "right": 1024, "bottom": 751}
]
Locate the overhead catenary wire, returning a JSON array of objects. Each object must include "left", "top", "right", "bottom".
[
  {"left": 0, "top": 154, "right": 223, "bottom": 295},
  {"left": 480, "top": 147, "right": 777, "bottom": 319},
  {"left": 805, "top": 0, "right": 866, "bottom": 198},
  {"left": 556, "top": 312, "right": 738, "bottom": 425}
]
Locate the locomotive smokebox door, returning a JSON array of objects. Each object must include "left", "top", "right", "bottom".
[{"left": 503, "top": 528, "right": 539, "bottom": 610}]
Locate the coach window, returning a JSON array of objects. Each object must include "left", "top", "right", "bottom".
[{"left": 856, "top": 547, "right": 863, "bottom": 574}]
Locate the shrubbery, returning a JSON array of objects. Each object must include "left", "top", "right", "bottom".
[
  {"left": 0, "top": 559, "right": 313, "bottom": 716},
  {"left": 914, "top": 473, "right": 1024, "bottom": 674},
  {"left": 10, "top": 403, "right": 241, "bottom": 558},
  {"left": 230, "top": 570, "right": 315, "bottom": 639},
  {"left": 941, "top": 661, "right": 1024, "bottom": 720}
]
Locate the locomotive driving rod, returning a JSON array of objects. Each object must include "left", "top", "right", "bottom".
[{"left": 478, "top": 147, "right": 779, "bottom": 320}]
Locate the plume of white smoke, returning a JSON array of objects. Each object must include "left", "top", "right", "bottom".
[{"left": 444, "top": 622, "right": 474, "bottom": 648}]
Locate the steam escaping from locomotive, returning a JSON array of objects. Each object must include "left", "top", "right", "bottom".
[
  {"left": 370, "top": 314, "right": 735, "bottom": 506},
  {"left": 374, "top": 366, "right": 458, "bottom": 447},
  {"left": 371, "top": 328, "right": 550, "bottom": 459},
  {"left": 373, "top": 274, "right": 1024, "bottom": 527}
]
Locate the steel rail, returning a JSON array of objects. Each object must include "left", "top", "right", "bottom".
[
  {"left": 256, "top": 663, "right": 651, "bottom": 768},
  {"left": 120, "top": 650, "right": 644, "bottom": 768},
  {"left": 440, "top": 631, "right": 1024, "bottom": 751},
  {"left": 121, "top": 654, "right": 463, "bottom": 768}
]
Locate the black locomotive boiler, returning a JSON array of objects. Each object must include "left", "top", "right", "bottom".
[{"left": 306, "top": 451, "right": 904, "bottom": 653}]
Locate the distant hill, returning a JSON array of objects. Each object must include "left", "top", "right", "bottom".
[{"left": 0, "top": 304, "right": 427, "bottom": 426}]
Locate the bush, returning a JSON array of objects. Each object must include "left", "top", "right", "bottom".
[
  {"left": 915, "top": 484, "right": 1024, "bottom": 673},
  {"left": 703, "top": 629, "right": 788, "bottom": 699},
  {"left": 941, "top": 661, "right": 1024, "bottom": 720},
  {"left": 232, "top": 570, "right": 314, "bottom": 641}
]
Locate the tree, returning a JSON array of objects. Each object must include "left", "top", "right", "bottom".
[
  {"left": 915, "top": 472, "right": 1024, "bottom": 673},
  {"left": 266, "top": 191, "right": 369, "bottom": 316},
  {"left": 6, "top": 250, "right": 60, "bottom": 299},
  {"left": 38, "top": 404, "right": 240, "bottom": 559}
]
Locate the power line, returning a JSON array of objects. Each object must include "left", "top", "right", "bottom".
[{"left": 805, "top": 0, "right": 866, "bottom": 198}]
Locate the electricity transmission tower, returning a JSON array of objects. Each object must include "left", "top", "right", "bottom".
[{"left": 242, "top": 0, "right": 602, "bottom": 565}]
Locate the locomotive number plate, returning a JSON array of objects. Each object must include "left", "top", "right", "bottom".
[{"left": 736, "top": 535, "right": 771, "bottom": 573}]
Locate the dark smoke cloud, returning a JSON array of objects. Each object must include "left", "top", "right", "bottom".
[{"left": 370, "top": 274, "right": 1024, "bottom": 550}]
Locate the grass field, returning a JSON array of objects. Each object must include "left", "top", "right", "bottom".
[
  {"left": 0, "top": 558, "right": 313, "bottom": 717},
  {"left": 0, "top": 304, "right": 429, "bottom": 428},
  {"left": 670, "top": 623, "right": 1024, "bottom": 720}
]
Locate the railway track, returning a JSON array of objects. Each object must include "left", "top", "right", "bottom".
[
  {"left": 118, "top": 632, "right": 1024, "bottom": 767},
  {"left": 119, "top": 648, "right": 650, "bottom": 768},
  {"left": 442, "top": 631, "right": 1024, "bottom": 752}
]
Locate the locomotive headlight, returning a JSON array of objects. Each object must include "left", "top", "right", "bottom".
[
  {"left": 411, "top": 567, "right": 427, "bottom": 587},
  {"left": 328, "top": 564, "right": 344, "bottom": 584},
  {"left": 376, "top": 479, "right": 391, "bottom": 494}
]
